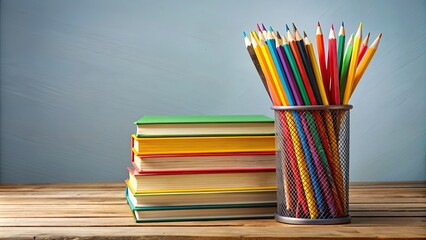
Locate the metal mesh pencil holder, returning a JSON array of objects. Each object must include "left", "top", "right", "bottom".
[{"left": 272, "top": 105, "right": 353, "bottom": 224}]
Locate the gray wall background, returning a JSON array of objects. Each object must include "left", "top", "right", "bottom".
[{"left": 1, "top": 0, "right": 425, "bottom": 184}]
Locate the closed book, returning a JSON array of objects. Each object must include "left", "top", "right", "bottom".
[
  {"left": 134, "top": 115, "right": 274, "bottom": 137},
  {"left": 126, "top": 190, "right": 275, "bottom": 222},
  {"left": 127, "top": 168, "right": 276, "bottom": 194},
  {"left": 131, "top": 134, "right": 275, "bottom": 155},
  {"left": 131, "top": 149, "right": 276, "bottom": 173},
  {"left": 126, "top": 184, "right": 276, "bottom": 207}
]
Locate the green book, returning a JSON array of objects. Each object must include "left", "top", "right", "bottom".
[
  {"left": 134, "top": 115, "right": 274, "bottom": 137},
  {"left": 126, "top": 188, "right": 275, "bottom": 222}
]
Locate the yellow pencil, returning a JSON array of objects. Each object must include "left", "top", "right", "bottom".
[
  {"left": 259, "top": 35, "right": 288, "bottom": 106},
  {"left": 250, "top": 32, "right": 282, "bottom": 106},
  {"left": 342, "top": 23, "right": 362, "bottom": 104},
  {"left": 351, "top": 33, "right": 382, "bottom": 97},
  {"left": 252, "top": 30, "right": 260, "bottom": 45}
]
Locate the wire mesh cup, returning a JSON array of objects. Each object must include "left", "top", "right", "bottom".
[{"left": 272, "top": 105, "right": 353, "bottom": 224}]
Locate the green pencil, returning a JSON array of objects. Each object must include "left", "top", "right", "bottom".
[
  {"left": 339, "top": 34, "right": 353, "bottom": 103},
  {"left": 337, "top": 22, "right": 345, "bottom": 79}
]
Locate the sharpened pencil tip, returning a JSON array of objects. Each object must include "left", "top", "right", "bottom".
[
  {"left": 276, "top": 31, "right": 281, "bottom": 39},
  {"left": 379, "top": 33, "right": 382, "bottom": 38},
  {"left": 243, "top": 32, "right": 246, "bottom": 38},
  {"left": 262, "top": 23, "right": 267, "bottom": 31},
  {"left": 286, "top": 24, "right": 289, "bottom": 32},
  {"left": 359, "top": 22, "right": 362, "bottom": 28},
  {"left": 303, "top": 31, "right": 307, "bottom": 38},
  {"left": 318, "top": 21, "right": 321, "bottom": 27},
  {"left": 331, "top": 24, "right": 334, "bottom": 30},
  {"left": 256, "top": 24, "right": 261, "bottom": 32},
  {"left": 367, "top": 32, "right": 370, "bottom": 37},
  {"left": 269, "top": 26, "right": 273, "bottom": 32},
  {"left": 342, "top": 21, "right": 344, "bottom": 27},
  {"left": 292, "top": 23, "right": 297, "bottom": 31}
]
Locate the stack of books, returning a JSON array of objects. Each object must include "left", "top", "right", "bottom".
[{"left": 126, "top": 115, "right": 277, "bottom": 222}]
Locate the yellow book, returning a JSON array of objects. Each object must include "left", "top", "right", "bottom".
[
  {"left": 127, "top": 168, "right": 276, "bottom": 194},
  {"left": 132, "top": 134, "right": 275, "bottom": 155}
]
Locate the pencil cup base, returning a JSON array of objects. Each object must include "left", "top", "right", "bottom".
[{"left": 275, "top": 214, "right": 351, "bottom": 225}]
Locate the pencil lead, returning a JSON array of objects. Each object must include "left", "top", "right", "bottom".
[
  {"left": 262, "top": 23, "right": 267, "bottom": 31},
  {"left": 379, "top": 33, "right": 382, "bottom": 38},
  {"left": 331, "top": 24, "right": 334, "bottom": 30},
  {"left": 256, "top": 24, "right": 262, "bottom": 32},
  {"left": 269, "top": 26, "right": 273, "bottom": 32},
  {"left": 286, "top": 24, "right": 289, "bottom": 32},
  {"left": 303, "top": 31, "right": 307, "bottom": 38},
  {"left": 318, "top": 21, "right": 321, "bottom": 27},
  {"left": 367, "top": 32, "right": 370, "bottom": 38},
  {"left": 342, "top": 21, "right": 344, "bottom": 27},
  {"left": 243, "top": 32, "right": 246, "bottom": 38},
  {"left": 292, "top": 23, "right": 297, "bottom": 31},
  {"left": 359, "top": 22, "right": 362, "bottom": 29},
  {"left": 276, "top": 31, "right": 282, "bottom": 39}
]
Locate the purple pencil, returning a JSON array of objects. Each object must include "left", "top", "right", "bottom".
[{"left": 274, "top": 31, "right": 303, "bottom": 106}]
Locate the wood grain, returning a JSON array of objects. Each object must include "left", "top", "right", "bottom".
[{"left": 0, "top": 182, "right": 425, "bottom": 239}]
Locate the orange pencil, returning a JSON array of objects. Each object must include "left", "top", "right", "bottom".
[
  {"left": 351, "top": 33, "right": 382, "bottom": 96},
  {"left": 250, "top": 32, "right": 282, "bottom": 106}
]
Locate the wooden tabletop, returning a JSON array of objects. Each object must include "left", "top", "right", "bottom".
[{"left": 0, "top": 182, "right": 425, "bottom": 239}]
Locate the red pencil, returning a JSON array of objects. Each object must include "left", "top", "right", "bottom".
[
  {"left": 316, "top": 22, "right": 330, "bottom": 102},
  {"left": 328, "top": 25, "right": 340, "bottom": 104},
  {"left": 357, "top": 32, "right": 370, "bottom": 65}
]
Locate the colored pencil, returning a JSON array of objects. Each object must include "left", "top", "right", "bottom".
[
  {"left": 303, "top": 32, "right": 344, "bottom": 215},
  {"left": 287, "top": 24, "right": 317, "bottom": 105},
  {"left": 250, "top": 32, "right": 282, "bottom": 106},
  {"left": 280, "top": 32, "right": 311, "bottom": 105},
  {"left": 303, "top": 32, "right": 329, "bottom": 105},
  {"left": 293, "top": 23, "right": 323, "bottom": 105},
  {"left": 343, "top": 23, "right": 362, "bottom": 104},
  {"left": 316, "top": 22, "right": 331, "bottom": 102},
  {"left": 256, "top": 23, "right": 265, "bottom": 40},
  {"left": 274, "top": 32, "right": 303, "bottom": 106},
  {"left": 357, "top": 32, "right": 370, "bottom": 65},
  {"left": 266, "top": 28, "right": 294, "bottom": 105},
  {"left": 337, "top": 22, "right": 345, "bottom": 77},
  {"left": 339, "top": 34, "right": 354, "bottom": 103},
  {"left": 244, "top": 32, "right": 271, "bottom": 101},
  {"left": 351, "top": 33, "right": 382, "bottom": 97},
  {"left": 243, "top": 22, "right": 382, "bottom": 219},
  {"left": 329, "top": 25, "right": 340, "bottom": 105},
  {"left": 259, "top": 34, "right": 288, "bottom": 105}
]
